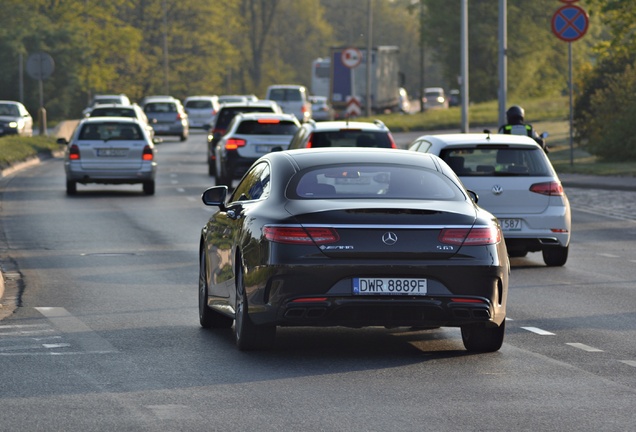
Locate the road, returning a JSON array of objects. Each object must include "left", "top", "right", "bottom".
[{"left": 0, "top": 131, "right": 635, "bottom": 431}]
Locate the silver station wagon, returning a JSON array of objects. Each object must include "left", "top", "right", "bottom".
[
  {"left": 409, "top": 133, "right": 571, "bottom": 266},
  {"left": 58, "top": 117, "right": 157, "bottom": 195}
]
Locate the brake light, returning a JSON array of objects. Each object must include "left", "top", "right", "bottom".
[
  {"left": 176, "top": 113, "right": 183, "bottom": 120},
  {"left": 306, "top": 133, "right": 315, "bottom": 148},
  {"left": 530, "top": 181, "right": 564, "bottom": 196},
  {"left": 439, "top": 226, "right": 501, "bottom": 245},
  {"left": 291, "top": 297, "right": 328, "bottom": 303},
  {"left": 142, "top": 145, "right": 154, "bottom": 161},
  {"left": 263, "top": 226, "right": 340, "bottom": 244},
  {"left": 301, "top": 105, "right": 308, "bottom": 113},
  {"left": 388, "top": 133, "right": 397, "bottom": 149},
  {"left": 69, "top": 144, "right": 80, "bottom": 160},
  {"left": 225, "top": 138, "right": 246, "bottom": 150},
  {"left": 257, "top": 119, "right": 280, "bottom": 124}
]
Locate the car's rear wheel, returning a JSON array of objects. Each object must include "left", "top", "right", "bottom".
[
  {"left": 460, "top": 320, "right": 505, "bottom": 352},
  {"left": 542, "top": 245, "right": 568, "bottom": 267},
  {"left": 208, "top": 161, "right": 216, "bottom": 177},
  {"left": 66, "top": 180, "right": 77, "bottom": 195},
  {"left": 199, "top": 251, "right": 233, "bottom": 329},
  {"left": 143, "top": 180, "right": 155, "bottom": 195},
  {"left": 217, "top": 164, "right": 232, "bottom": 188},
  {"left": 508, "top": 250, "right": 527, "bottom": 258},
  {"left": 234, "top": 261, "right": 276, "bottom": 350}
]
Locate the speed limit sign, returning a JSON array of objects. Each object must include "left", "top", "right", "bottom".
[{"left": 341, "top": 47, "right": 362, "bottom": 69}]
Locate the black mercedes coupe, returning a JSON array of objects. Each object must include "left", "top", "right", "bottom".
[{"left": 199, "top": 148, "right": 509, "bottom": 352}]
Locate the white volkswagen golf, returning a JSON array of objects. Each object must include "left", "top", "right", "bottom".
[{"left": 409, "top": 133, "right": 571, "bottom": 266}]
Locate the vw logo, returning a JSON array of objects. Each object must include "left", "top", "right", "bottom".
[
  {"left": 382, "top": 232, "right": 398, "bottom": 245},
  {"left": 492, "top": 184, "right": 503, "bottom": 195}
]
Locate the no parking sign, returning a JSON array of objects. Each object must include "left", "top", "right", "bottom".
[{"left": 552, "top": 3, "right": 589, "bottom": 42}]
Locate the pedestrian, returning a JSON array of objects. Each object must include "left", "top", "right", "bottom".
[{"left": 498, "top": 105, "right": 548, "bottom": 153}]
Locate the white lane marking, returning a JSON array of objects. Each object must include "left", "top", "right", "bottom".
[
  {"left": 566, "top": 342, "right": 604, "bottom": 352},
  {"left": 34, "top": 307, "right": 117, "bottom": 354},
  {"left": 176, "top": 188, "right": 185, "bottom": 193},
  {"left": 598, "top": 253, "right": 620, "bottom": 258},
  {"left": 42, "top": 343, "right": 71, "bottom": 349},
  {"left": 521, "top": 327, "right": 555, "bottom": 335},
  {"left": 619, "top": 360, "right": 636, "bottom": 367},
  {"left": 186, "top": 196, "right": 196, "bottom": 202}
]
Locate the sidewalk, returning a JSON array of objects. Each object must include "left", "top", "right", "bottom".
[{"left": 559, "top": 173, "right": 636, "bottom": 192}]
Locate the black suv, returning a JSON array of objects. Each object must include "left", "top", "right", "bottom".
[
  {"left": 206, "top": 100, "right": 282, "bottom": 176},
  {"left": 287, "top": 119, "right": 396, "bottom": 150}
]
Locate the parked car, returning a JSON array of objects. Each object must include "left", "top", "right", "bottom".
[
  {"left": 309, "top": 96, "right": 335, "bottom": 121},
  {"left": 265, "top": 84, "right": 312, "bottom": 123},
  {"left": 422, "top": 87, "right": 448, "bottom": 110},
  {"left": 141, "top": 96, "right": 189, "bottom": 141},
  {"left": 57, "top": 117, "right": 157, "bottom": 195},
  {"left": 0, "top": 100, "right": 33, "bottom": 137},
  {"left": 408, "top": 133, "right": 571, "bottom": 266},
  {"left": 199, "top": 147, "right": 509, "bottom": 352},
  {"left": 183, "top": 95, "right": 220, "bottom": 129},
  {"left": 206, "top": 100, "right": 283, "bottom": 176},
  {"left": 287, "top": 119, "right": 397, "bottom": 149},
  {"left": 87, "top": 103, "right": 155, "bottom": 139},
  {"left": 214, "top": 112, "right": 300, "bottom": 186},
  {"left": 82, "top": 94, "right": 131, "bottom": 116}
]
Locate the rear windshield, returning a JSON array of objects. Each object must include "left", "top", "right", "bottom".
[
  {"left": 216, "top": 107, "right": 275, "bottom": 129},
  {"left": 309, "top": 130, "right": 392, "bottom": 148},
  {"left": 290, "top": 165, "right": 462, "bottom": 200},
  {"left": 439, "top": 147, "right": 552, "bottom": 176},
  {"left": 185, "top": 100, "right": 213, "bottom": 109},
  {"left": 144, "top": 102, "right": 176, "bottom": 113},
  {"left": 92, "top": 98, "right": 123, "bottom": 106},
  {"left": 268, "top": 88, "right": 302, "bottom": 102},
  {"left": 79, "top": 122, "right": 143, "bottom": 140},
  {"left": 236, "top": 120, "right": 299, "bottom": 135},
  {"left": 90, "top": 108, "right": 136, "bottom": 118}
]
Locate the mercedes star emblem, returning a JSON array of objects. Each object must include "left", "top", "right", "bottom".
[{"left": 382, "top": 232, "right": 398, "bottom": 245}]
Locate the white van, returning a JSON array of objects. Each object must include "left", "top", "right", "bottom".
[{"left": 265, "top": 85, "right": 312, "bottom": 122}]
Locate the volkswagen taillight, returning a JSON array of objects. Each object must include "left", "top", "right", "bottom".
[
  {"left": 530, "top": 181, "right": 564, "bottom": 196},
  {"left": 142, "top": 145, "right": 154, "bottom": 161}
]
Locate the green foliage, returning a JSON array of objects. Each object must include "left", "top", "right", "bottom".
[{"left": 0, "top": 136, "right": 61, "bottom": 167}]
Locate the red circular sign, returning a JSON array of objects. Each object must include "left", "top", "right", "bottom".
[
  {"left": 552, "top": 5, "right": 589, "bottom": 42},
  {"left": 341, "top": 47, "right": 362, "bottom": 69}
]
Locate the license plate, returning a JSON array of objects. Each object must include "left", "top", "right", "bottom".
[
  {"left": 256, "top": 145, "right": 275, "bottom": 153},
  {"left": 353, "top": 278, "right": 427, "bottom": 296},
  {"left": 97, "top": 149, "right": 127, "bottom": 157},
  {"left": 500, "top": 218, "right": 522, "bottom": 231},
  {"left": 154, "top": 125, "right": 169, "bottom": 131}
]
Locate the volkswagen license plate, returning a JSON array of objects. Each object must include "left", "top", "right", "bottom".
[
  {"left": 500, "top": 218, "right": 522, "bottom": 231},
  {"left": 97, "top": 149, "right": 127, "bottom": 157},
  {"left": 353, "top": 278, "right": 427, "bottom": 296}
]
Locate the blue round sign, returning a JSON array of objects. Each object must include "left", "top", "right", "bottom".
[{"left": 552, "top": 5, "right": 589, "bottom": 42}]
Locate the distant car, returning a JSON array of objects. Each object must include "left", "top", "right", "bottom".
[
  {"left": 214, "top": 112, "right": 300, "bottom": 186},
  {"left": 422, "top": 87, "right": 448, "bottom": 110},
  {"left": 265, "top": 84, "right": 312, "bottom": 123},
  {"left": 398, "top": 87, "right": 411, "bottom": 114},
  {"left": 183, "top": 95, "right": 221, "bottom": 129},
  {"left": 219, "top": 95, "right": 258, "bottom": 104},
  {"left": 58, "top": 117, "right": 157, "bottom": 195},
  {"left": 409, "top": 133, "right": 571, "bottom": 266},
  {"left": 142, "top": 96, "right": 189, "bottom": 141},
  {"left": 199, "top": 147, "right": 509, "bottom": 352},
  {"left": 206, "top": 100, "right": 283, "bottom": 176},
  {"left": 82, "top": 94, "right": 131, "bottom": 116},
  {"left": 309, "top": 96, "right": 335, "bottom": 121},
  {"left": 287, "top": 119, "right": 397, "bottom": 149},
  {"left": 0, "top": 100, "right": 33, "bottom": 137},
  {"left": 448, "top": 89, "right": 461, "bottom": 107},
  {"left": 87, "top": 103, "right": 155, "bottom": 139}
]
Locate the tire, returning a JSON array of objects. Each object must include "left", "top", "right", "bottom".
[
  {"left": 508, "top": 250, "right": 527, "bottom": 258},
  {"left": 217, "top": 164, "right": 232, "bottom": 188},
  {"left": 234, "top": 261, "right": 276, "bottom": 350},
  {"left": 461, "top": 320, "right": 505, "bottom": 353},
  {"left": 542, "top": 245, "right": 568, "bottom": 267},
  {"left": 199, "top": 251, "right": 233, "bottom": 329},
  {"left": 208, "top": 161, "right": 216, "bottom": 177},
  {"left": 66, "top": 180, "right": 77, "bottom": 195},
  {"left": 142, "top": 180, "right": 155, "bottom": 195}
]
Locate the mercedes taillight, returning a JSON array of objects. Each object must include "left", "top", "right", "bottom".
[
  {"left": 263, "top": 226, "right": 340, "bottom": 244},
  {"left": 439, "top": 226, "right": 501, "bottom": 245}
]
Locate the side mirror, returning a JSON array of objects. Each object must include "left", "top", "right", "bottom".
[
  {"left": 201, "top": 186, "right": 228, "bottom": 210},
  {"left": 540, "top": 132, "right": 549, "bottom": 139},
  {"left": 56, "top": 138, "right": 68, "bottom": 145}
]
